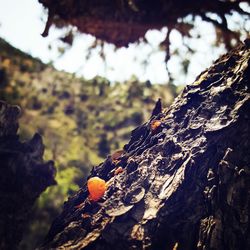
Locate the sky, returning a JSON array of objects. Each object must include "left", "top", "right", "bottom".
[
  {"left": 0, "top": 0, "right": 170, "bottom": 83},
  {"left": 1, "top": 0, "right": 247, "bottom": 85}
]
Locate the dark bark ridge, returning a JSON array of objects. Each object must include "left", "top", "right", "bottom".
[
  {"left": 42, "top": 41, "right": 250, "bottom": 249},
  {"left": 0, "top": 101, "right": 56, "bottom": 250}
]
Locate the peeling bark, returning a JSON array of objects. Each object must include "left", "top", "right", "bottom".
[
  {"left": 42, "top": 41, "right": 250, "bottom": 249},
  {"left": 0, "top": 101, "right": 56, "bottom": 250}
]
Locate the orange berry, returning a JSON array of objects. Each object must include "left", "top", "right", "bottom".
[
  {"left": 150, "top": 120, "right": 161, "bottom": 131},
  {"left": 114, "top": 166, "right": 124, "bottom": 175},
  {"left": 87, "top": 177, "right": 107, "bottom": 202}
]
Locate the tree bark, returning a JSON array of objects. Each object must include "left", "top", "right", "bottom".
[
  {"left": 0, "top": 101, "right": 56, "bottom": 250},
  {"left": 42, "top": 41, "right": 250, "bottom": 250}
]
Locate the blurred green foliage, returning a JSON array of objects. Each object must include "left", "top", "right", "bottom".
[{"left": 0, "top": 37, "right": 183, "bottom": 249}]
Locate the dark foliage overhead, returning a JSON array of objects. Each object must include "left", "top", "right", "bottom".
[{"left": 39, "top": 0, "right": 250, "bottom": 48}]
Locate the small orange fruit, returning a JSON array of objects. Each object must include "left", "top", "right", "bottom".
[
  {"left": 150, "top": 120, "right": 161, "bottom": 132},
  {"left": 114, "top": 166, "right": 124, "bottom": 175},
  {"left": 87, "top": 177, "right": 107, "bottom": 202}
]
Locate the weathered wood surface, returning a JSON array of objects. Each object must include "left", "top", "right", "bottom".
[
  {"left": 0, "top": 101, "right": 56, "bottom": 250},
  {"left": 42, "top": 41, "right": 250, "bottom": 250}
]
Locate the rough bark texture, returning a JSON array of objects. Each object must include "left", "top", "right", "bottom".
[
  {"left": 0, "top": 101, "right": 56, "bottom": 250},
  {"left": 42, "top": 41, "right": 250, "bottom": 249}
]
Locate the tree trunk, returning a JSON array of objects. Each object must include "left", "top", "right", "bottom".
[
  {"left": 0, "top": 101, "right": 56, "bottom": 250},
  {"left": 42, "top": 41, "right": 250, "bottom": 250}
]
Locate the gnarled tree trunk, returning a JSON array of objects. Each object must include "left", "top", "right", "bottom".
[
  {"left": 42, "top": 41, "right": 250, "bottom": 249},
  {"left": 0, "top": 101, "right": 56, "bottom": 250}
]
